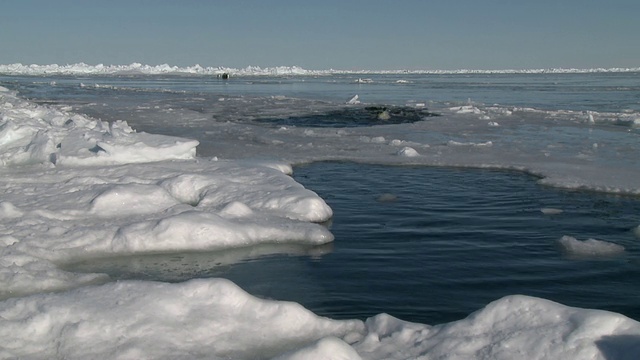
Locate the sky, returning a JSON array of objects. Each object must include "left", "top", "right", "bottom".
[{"left": 1, "top": 0, "right": 639, "bottom": 70}]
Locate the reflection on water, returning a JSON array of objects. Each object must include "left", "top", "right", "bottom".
[{"left": 64, "top": 242, "right": 333, "bottom": 282}]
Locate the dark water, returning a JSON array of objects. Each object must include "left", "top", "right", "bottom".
[
  {"left": 290, "top": 163, "right": 640, "bottom": 324},
  {"left": 68, "top": 162, "right": 640, "bottom": 325},
  {"left": 254, "top": 105, "right": 439, "bottom": 128}
]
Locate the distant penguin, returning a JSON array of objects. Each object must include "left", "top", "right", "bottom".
[{"left": 221, "top": 73, "right": 229, "bottom": 80}]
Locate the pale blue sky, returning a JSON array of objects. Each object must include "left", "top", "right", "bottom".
[{"left": 1, "top": 0, "right": 638, "bottom": 70}]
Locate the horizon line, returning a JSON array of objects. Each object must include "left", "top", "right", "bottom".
[{"left": 1, "top": 62, "right": 640, "bottom": 75}]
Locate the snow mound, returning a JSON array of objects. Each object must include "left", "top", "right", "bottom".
[
  {"left": 397, "top": 147, "right": 420, "bottom": 157},
  {"left": 1, "top": 283, "right": 638, "bottom": 360},
  {"left": 0, "top": 278, "right": 363, "bottom": 360},
  {"left": 348, "top": 294, "right": 640, "bottom": 360}
]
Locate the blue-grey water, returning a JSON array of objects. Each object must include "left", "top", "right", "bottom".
[
  {"left": 2, "top": 72, "right": 640, "bottom": 325},
  {"left": 62, "top": 162, "right": 640, "bottom": 325}
]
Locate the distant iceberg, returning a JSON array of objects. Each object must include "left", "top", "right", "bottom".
[{"left": 1, "top": 62, "right": 639, "bottom": 76}]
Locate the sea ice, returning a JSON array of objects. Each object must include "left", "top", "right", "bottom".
[
  {"left": 558, "top": 235, "right": 625, "bottom": 257},
  {"left": 1, "top": 280, "right": 638, "bottom": 359},
  {"left": 3, "top": 62, "right": 639, "bottom": 76},
  {"left": 0, "top": 87, "right": 198, "bottom": 166},
  {"left": 2, "top": 70, "right": 640, "bottom": 359},
  {"left": 347, "top": 94, "right": 360, "bottom": 104},
  {"left": 540, "top": 207, "right": 564, "bottom": 215},
  {"left": 396, "top": 146, "right": 420, "bottom": 157},
  {"left": 0, "top": 89, "right": 334, "bottom": 297}
]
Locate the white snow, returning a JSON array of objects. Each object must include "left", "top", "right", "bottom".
[
  {"left": 0, "top": 88, "right": 197, "bottom": 166},
  {"left": 347, "top": 94, "right": 360, "bottom": 104},
  {"left": 396, "top": 146, "right": 420, "bottom": 157},
  {"left": 1, "top": 74, "right": 640, "bottom": 359},
  {"left": 0, "top": 279, "right": 364, "bottom": 360},
  {"left": 0, "top": 88, "right": 333, "bottom": 299},
  {"left": 1, "top": 281, "right": 638, "bottom": 359}
]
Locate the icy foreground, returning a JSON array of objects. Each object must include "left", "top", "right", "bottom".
[
  {"left": 1, "top": 86, "right": 640, "bottom": 359},
  {"left": 0, "top": 86, "right": 332, "bottom": 297},
  {"left": 1, "top": 279, "right": 639, "bottom": 360}
]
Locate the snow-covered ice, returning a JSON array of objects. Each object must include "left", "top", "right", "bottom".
[
  {"left": 1, "top": 73, "right": 640, "bottom": 359},
  {"left": 0, "top": 87, "right": 332, "bottom": 299},
  {"left": 1, "top": 279, "right": 639, "bottom": 359}
]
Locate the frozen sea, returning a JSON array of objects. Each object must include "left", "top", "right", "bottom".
[{"left": 1, "top": 65, "right": 640, "bottom": 359}]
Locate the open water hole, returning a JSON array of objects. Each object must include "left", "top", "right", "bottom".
[{"left": 66, "top": 162, "right": 640, "bottom": 325}]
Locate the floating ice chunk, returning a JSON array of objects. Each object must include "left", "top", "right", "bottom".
[
  {"left": 450, "top": 105, "right": 483, "bottom": 114},
  {"left": 541, "top": 208, "right": 563, "bottom": 215},
  {"left": 376, "top": 193, "right": 398, "bottom": 202},
  {"left": 447, "top": 140, "right": 493, "bottom": 147},
  {"left": 557, "top": 235, "right": 625, "bottom": 257},
  {"left": 346, "top": 94, "right": 360, "bottom": 105},
  {"left": 397, "top": 147, "right": 420, "bottom": 157},
  {"left": 487, "top": 107, "right": 513, "bottom": 116},
  {"left": 355, "top": 78, "right": 373, "bottom": 84},
  {"left": 488, "top": 121, "right": 500, "bottom": 127}
]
